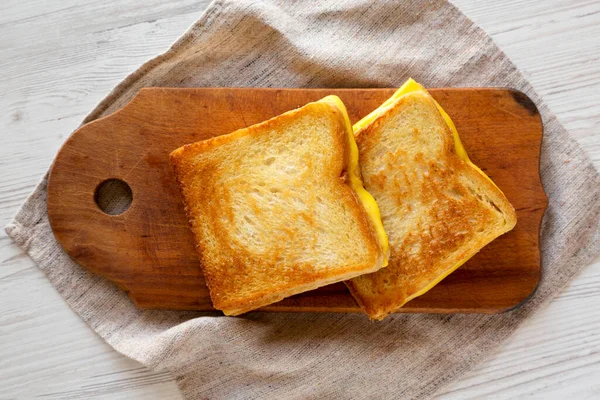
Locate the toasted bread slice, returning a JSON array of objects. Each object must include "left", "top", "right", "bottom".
[
  {"left": 346, "top": 79, "right": 517, "bottom": 320},
  {"left": 170, "top": 96, "right": 388, "bottom": 316}
]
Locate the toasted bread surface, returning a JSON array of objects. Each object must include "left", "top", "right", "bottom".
[
  {"left": 346, "top": 89, "right": 517, "bottom": 320},
  {"left": 170, "top": 97, "right": 386, "bottom": 316}
]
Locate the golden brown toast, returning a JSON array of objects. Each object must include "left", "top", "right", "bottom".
[
  {"left": 346, "top": 80, "right": 517, "bottom": 320},
  {"left": 170, "top": 96, "right": 388, "bottom": 316}
]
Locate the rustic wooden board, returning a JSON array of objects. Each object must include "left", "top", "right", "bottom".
[{"left": 46, "top": 87, "right": 546, "bottom": 314}]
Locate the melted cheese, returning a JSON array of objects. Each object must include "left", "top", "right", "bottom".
[
  {"left": 323, "top": 95, "right": 390, "bottom": 265},
  {"left": 352, "top": 79, "right": 504, "bottom": 305}
]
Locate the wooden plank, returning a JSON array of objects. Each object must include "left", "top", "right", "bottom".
[{"left": 46, "top": 87, "right": 546, "bottom": 313}]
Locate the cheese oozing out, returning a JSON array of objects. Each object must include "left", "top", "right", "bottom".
[{"left": 321, "top": 95, "right": 390, "bottom": 265}]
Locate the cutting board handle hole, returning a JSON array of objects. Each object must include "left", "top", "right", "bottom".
[{"left": 94, "top": 179, "right": 133, "bottom": 216}]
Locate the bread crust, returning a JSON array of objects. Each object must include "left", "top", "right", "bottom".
[{"left": 170, "top": 98, "right": 385, "bottom": 315}]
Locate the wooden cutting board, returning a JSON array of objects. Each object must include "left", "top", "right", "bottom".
[{"left": 47, "top": 87, "right": 546, "bottom": 314}]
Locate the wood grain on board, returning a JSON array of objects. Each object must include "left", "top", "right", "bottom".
[{"left": 46, "top": 87, "right": 546, "bottom": 313}]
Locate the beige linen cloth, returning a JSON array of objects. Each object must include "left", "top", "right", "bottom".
[{"left": 6, "top": 0, "right": 600, "bottom": 398}]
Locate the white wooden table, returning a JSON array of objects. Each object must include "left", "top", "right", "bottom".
[{"left": 1, "top": 0, "right": 599, "bottom": 398}]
